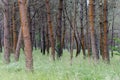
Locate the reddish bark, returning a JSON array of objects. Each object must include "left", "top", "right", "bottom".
[
  {"left": 89, "top": 0, "right": 99, "bottom": 60},
  {"left": 103, "top": 0, "right": 110, "bottom": 62},
  {"left": 45, "top": 0, "right": 55, "bottom": 60},
  {"left": 18, "top": 0, "right": 33, "bottom": 71}
]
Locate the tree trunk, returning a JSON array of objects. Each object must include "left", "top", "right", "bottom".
[
  {"left": 15, "top": 28, "right": 22, "bottom": 61},
  {"left": 3, "top": 0, "right": 10, "bottom": 64},
  {"left": 103, "top": 0, "right": 110, "bottom": 62},
  {"left": 41, "top": 14, "right": 46, "bottom": 55},
  {"left": 85, "top": 0, "right": 91, "bottom": 57},
  {"left": 27, "top": 5, "right": 33, "bottom": 51},
  {"left": 99, "top": 0, "right": 104, "bottom": 59},
  {"left": 46, "top": 24, "right": 49, "bottom": 55},
  {"left": 64, "top": 3, "right": 81, "bottom": 57},
  {"left": 18, "top": 0, "right": 33, "bottom": 71},
  {"left": 56, "top": 0, "right": 63, "bottom": 58},
  {"left": 89, "top": 0, "right": 99, "bottom": 60},
  {"left": 61, "top": 7, "right": 66, "bottom": 49},
  {"left": 45, "top": 0, "right": 55, "bottom": 60},
  {"left": 12, "top": 2, "right": 17, "bottom": 54},
  {"left": 111, "top": 1, "right": 116, "bottom": 57},
  {"left": 80, "top": 0, "right": 86, "bottom": 59},
  {"left": 0, "top": 26, "right": 2, "bottom": 53}
]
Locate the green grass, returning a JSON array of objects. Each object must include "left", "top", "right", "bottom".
[{"left": 0, "top": 49, "right": 120, "bottom": 80}]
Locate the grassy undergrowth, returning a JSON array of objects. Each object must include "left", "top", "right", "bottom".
[{"left": 0, "top": 49, "right": 120, "bottom": 80}]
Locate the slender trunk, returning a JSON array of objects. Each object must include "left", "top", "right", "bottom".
[
  {"left": 18, "top": 0, "right": 33, "bottom": 71},
  {"left": 3, "top": 0, "right": 10, "bottom": 64},
  {"left": 61, "top": 7, "right": 66, "bottom": 49},
  {"left": 89, "top": 0, "right": 99, "bottom": 60},
  {"left": 0, "top": 27, "right": 2, "bottom": 53},
  {"left": 94, "top": 0, "right": 100, "bottom": 59},
  {"left": 46, "top": 24, "right": 49, "bottom": 55},
  {"left": 38, "top": 28, "right": 41, "bottom": 49},
  {"left": 80, "top": 0, "right": 86, "bottom": 59},
  {"left": 41, "top": 14, "right": 46, "bottom": 55},
  {"left": 31, "top": 3, "right": 35, "bottom": 50},
  {"left": 85, "top": 0, "right": 91, "bottom": 57},
  {"left": 70, "top": 0, "right": 77, "bottom": 65},
  {"left": 12, "top": 2, "right": 17, "bottom": 54},
  {"left": 70, "top": 26, "right": 74, "bottom": 65},
  {"left": 103, "top": 0, "right": 110, "bottom": 62},
  {"left": 45, "top": 0, "right": 55, "bottom": 60},
  {"left": 99, "top": 0, "right": 104, "bottom": 58},
  {"left": 32, "top": 17, "right": 36, "bottom": 50},
  {"left": 15, "top": 28, "right": 22, "bottom": 61},
  {"left": 111, "top": 3, "right": 115, "bottom": 57},
  {"left": 56, "top": 0, "right": 63, "bottom": 58},
  {"left": 64, "top": 3, "right": 81, "bottom": 57},
  {"left": 27, "top": 6, "right": 33, "bottom": 51}
]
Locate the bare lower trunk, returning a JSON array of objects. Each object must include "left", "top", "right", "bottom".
[
  {"left": 45, "top": 0, "right": 55, "bottom": 60},
  {"left": 103, "top": 0, "right": 110, "bottom": 62},
  {"left": 18, "top": 0, "right": 33, "bottom": 71},
  {"left": 3, "top": 0, "right": 10, "bottom": 64},
  {"left": 56, "top": 0, "right": 63, "bottom": 58},
  {"left": 89, "top": 0, "right": 99, "bottom": 61},
  {"left": 99, "top": 0, "right": 104, "bottom": 59},
  {"left": 12, "top": 2, "right": 17, "bottom": 54},
  {"left": 80, "top": 0, "right": 86, "bottom": 59},
  {"left": 46, "top": 24, "right": 49, "bottom": 55},
  {"left": 15, "top": 28, "right": 22, "bottom": 61}
]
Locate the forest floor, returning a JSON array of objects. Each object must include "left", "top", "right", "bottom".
[{"left": 0, "top": 49, "right": 120, "bottom": 80}]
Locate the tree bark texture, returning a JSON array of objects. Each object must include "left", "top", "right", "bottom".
[
  {"left": 99, "top": 0, "right": 104, "bottom": 59},
  {"left": 45, "top": 0, "right": 55, "bottom": 60},
  {"left": 12, "top": 2, "right": 17, "bottom": 54},
  {"left": 56, "top": 0, "right": 63, "bottom": 58},
  {"left": 15, "top": 28, "right": 22, "bottom": 61},
  {"left": 18, "top": 0, "right": 33, "bottom": 71},
  {"left": 3, "top": 0, "right": 10, "bottom": 64},
  {"left": 103, "top": 0, "right": 110, "bottom": 62},
  {"left": 80, "top": 0, "right": 86, "bottom": 58},
  {"left": 89, "top": 0, "right": 99, "bottom": 60}
]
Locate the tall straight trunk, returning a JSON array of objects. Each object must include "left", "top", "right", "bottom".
[
  {"left": 38, "top": 28, "right": 41, "bottom": 49},
  {"left": 18, "top": 0, "right": 33, "bottom": 71},
  {"left": 61, "top": 7, "right": 66, "bottom": 49},
  {"left": 3, "top": 0, "right": 10, "bottom": 64},
  {"left": 99, "top": 0, "right": 104, "bottom": 58},
  {"left": 45, "top": 0, "right": 55, "bottom": 60},
  {"left": 15, "top": 28, "right": 22, "bottom": 61},
  {"left": 32, "top": 16, "right": 36, "bottom": 50},
  {"left": 70, "top": 0, "right": 77, "bottom": 65},
  {"left": 45, "top": 12, "right": 49, "bottom": 54},
  {"left": 29, "top": 0, "right": 37, "bottom": 50},
  {"left": 103, "top": 0, "right": 110, "bottom": 62},
  {"left": 70, "top": 20, "right": 72, "bottom": 59},
  {"left": 85, "top": 0, "right": 91, "bottom": 57},
  {"left": 10, "top": 18, "right": 13, "bottom": 53},
  {"left": 70, "top": 26, "right": 74, "bottom": 65},
  {"left": 45, "top": 7, "right": 50, "bottom": 55},
  {"left": 27, "top": 6, "right": 33, "bottom": 51},
  {"left": 46, "top": 24, "right": 49, "bottom": 55},
  {"left": 56, "top": 0, "right": 63, "bottom": 58},
  {"left": 80, "top": 0, "right": 86, "bottom": 59},
  {"left": 89, "top": 0, "right": 99, "bottom": 60},
  {"left": 111, "top": 1, "right": 116, "bottom": 57},
  {"left": 94, "top": 0, "right": 100, "bottom": 59},
  {"left": 0, "top": 26, "right": 2, "bottom": 53},
  {"left": 12, "top": 2, "right": 17, "bottom": 53},
  {"left": 41, "top": 14, "right": 46, "bottom": 55}
]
